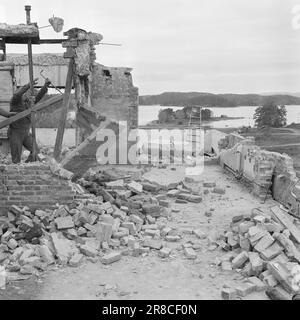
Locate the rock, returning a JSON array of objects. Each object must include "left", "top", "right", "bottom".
[
  {"left": 189, "top": 195, "right": 202, "bottom": 203},
  {"left": 0, "top": 266, "right": 6, "bottom": 289},
  {"left": 38, "top": 245, "right": 55, "bottom": 265},
  {"left": 193, "top": 229, "right": 207, "bottom": 239},
  {"left": 7, "top": 238, "right": 18, "bottom": 250},
  {"left": 50, "top": 232, "right": 77, "bottom": 265},
  {"left": 212, "top": 187, "right": 226, "bottom": 195},
  {"left": 79, "top": 244, "right": 98, "bottom": 257},
  {"left": 165, "top": 235, "right": 181, "bottom": 242},
  {"left": 129, "top": 215, "right": 143, "bottom": 225},
  {"left": 158, "top": 200, "right": 171, "bottom": 208},
  {"left": 20, "top": 265, "right": 35, "bottom": 275},
  {"left": 142, "top": 182, "right": 159, "bottom": 192},
  {"left": 1, "top": 230, "right": 13, "bottom": 242},
  {"left": 232, "top": 251, "right": 249, "bottom": 269},
  {"left": 161, "top": 227, "right": 172, "bottom": 237},
  {"left": 221, "top": 261, "right": 232, "bottom": 271},
  {"left": 221, "top": 287, "right": 237, "bottom": 300},
  {"left": 69, "top": 253, "right": 84, "bottom": 267},
  {"left": 10, "top": 247, "right": 24, "bottom": 262},
  {"left": 142, "top": 204, "right": 161, "bottom": 217},
  {"left": 127, "top": 181, "right": 143, "bottom": 194},
  {"left": 77, "top": 227, "right": 87, "bottom": 236},
  {"left": 205, "top": 211, "right": 212, "bottom": 217},
  {"left": 184, "top": 247, "right": 197, "bottom": 259},
  {"left": 254, "top": 233, "right": 274, "bottom": 253},
  {"left": 248, "top": 252, "right": 263, "bottom": 275},
  {"left": 167, "top": 189, "right": 180, "bottom": 197},
  {"left": 96, "top": 222, "right": 113, "bottom": 243},
  {"left": 247, "top": 277, "right": 267, "bottom": 292},
  {"left": 105, "top": 179, "right": 125, "bottom": 189},
  {"left": 121, "top": 222, "right": 136, "bottom": 235},
  {"left": 101, "top": 252, "right": 122, "bottom": 265},
  {"left": 158, "top": 247, "right": 172, "bottom": 258},
  {"left": 235, "top": 282, "right": 256, "bottom": 297},
  {"left": 203, "top": 182, "right": 216, "bottom": 188},
  {"left": 175, "top": 199, "right": 188, "bottom": 204},
  {"left": 142, "top": 239, "right": 163, "bottom": 250}
]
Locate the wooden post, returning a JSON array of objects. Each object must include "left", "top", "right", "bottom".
[
  {"left": 53, "top": 59, "right": 74, "bottom": 161},
  {"left": 25, "top": 5, "right": 37, "bottom": 161}
]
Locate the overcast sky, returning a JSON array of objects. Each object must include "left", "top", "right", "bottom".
[{"left": 1, "top": 0, "right": 300, "bottom": 95}]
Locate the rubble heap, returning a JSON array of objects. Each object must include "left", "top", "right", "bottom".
[
  {"left": 219, "top": 206, "right": 300, "bottom": 300},
  {"left": 0, "top": 169, "right": 210, "bottom": 289}
]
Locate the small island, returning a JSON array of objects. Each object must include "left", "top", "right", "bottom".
[{"left": 143, "top": 106, "right": 244, "bottom": 127}]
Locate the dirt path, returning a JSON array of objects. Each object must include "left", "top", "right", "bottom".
[{"left": 20, "top": 165, "right": 273, "bottom": 300}]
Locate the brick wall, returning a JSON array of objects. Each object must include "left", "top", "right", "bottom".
[{"left": 0, "top": 163, "right": 75, "bottom": 214}]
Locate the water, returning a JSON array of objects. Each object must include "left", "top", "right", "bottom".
[{"left": 139, "top": 105, "right": 300, "bottom": 128}]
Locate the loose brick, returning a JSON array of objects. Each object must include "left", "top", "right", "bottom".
[
  {"left": 159, "top": 247, "right": 172, "bottom": 258},
  {"left": 101, "top": 252, "right": 122, "bottom": 264},
  {"left": 248, "top": 252, "right": 263, "bottom": 275},
  {"left": 260, "top": 242, "right": 283, "bottom": 261},
  {"left": 221, "top": 287, "right": 237, "bottom": 300},
  {"left": 247, "top": 277, "right": 267, "bottom": 292},
  {"left": 236, "top": 282, "right": 256, "bottom": 297},
  {"left": 232, "top": 251, "right": 249, "bottom": 269},
  {"left": 55, "top": 216, "right": 74, "bottom": 230},
  {"left": 184, "top": 247, "right": 197, "bottom": 259},
  {"left": 254, "top": 233, "right": 274, "bottom": 253},
  {"left": 69, "top": 253, "right": 84, "bottom": 267}
]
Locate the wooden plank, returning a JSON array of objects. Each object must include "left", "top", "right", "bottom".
[
  {"left": 0, "top": 95, "right": 63, "bottom": 130},
  {"left": 53, "top": 59, "right": 74, "bottom": 161},
  {"left": 60, "top": 118, "right": 112, "bottom": 170},
  {"left": 271, "top": 206, "right": 300, "bottom": 244}
]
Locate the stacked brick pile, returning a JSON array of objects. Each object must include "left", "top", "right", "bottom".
[{"left": 219, "top": 207, "right": 300, "bottom": 300}]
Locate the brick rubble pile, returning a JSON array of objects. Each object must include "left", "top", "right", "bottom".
[
  {"left": 219, "top": 207, "right": 300, "bottom": 300},
  {"left": 0, "top": 170, "right": 217, "bottom": 289}
]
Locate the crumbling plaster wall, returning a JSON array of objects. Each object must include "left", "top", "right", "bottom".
[
  {"left": 216, "top": 131, "right": 300, "bottom": 215},
  {"left": 204, "top": 129, "right": 227, "bottom": 155},
  {"left": 91, "top": 64, "right": 139, "bottom": 128}
]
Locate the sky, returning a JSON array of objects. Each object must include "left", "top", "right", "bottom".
[{"left": 1, "top": 0, "right": 300, "bottom": 95}]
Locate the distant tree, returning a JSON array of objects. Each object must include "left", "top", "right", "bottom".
[
  {"left": 158, "top": 108, "right": 175, "bottom": 123},
  {"left": 253, "top": 102, "right": 287, "bottom": 128},
  {"left": 175, "top": 109, "right": 185, "bottom": 120},
  {"left": 201, "top": 108, "right": 213, "bottom": 120}
]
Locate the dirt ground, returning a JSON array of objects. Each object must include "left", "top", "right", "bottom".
[{"left": 1, "top": 164, "right": 276, "bottom": 300}]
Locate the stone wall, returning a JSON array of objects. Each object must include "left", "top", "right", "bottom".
[
  {"left": 0, "top": 163, "right": 75, "bottom": 213},
  {"left": 91, "top": 64, "right": 139, "bottom": 128},
  {"left": 217, "top": 132, "right": 300, "bottom": 215}
]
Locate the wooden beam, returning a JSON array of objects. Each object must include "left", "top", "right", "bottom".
[
  {"left": 60, "top": 118, "right": 112, "bottom": 168},
  {"left": 53, "top": 59, "right": 74, "bottom": 161},
  {"left": 0, "top": 95, "right": 63, "bottom": 130},
  {"left": 39, "top": 39, "right": 66, "bottom": 44}
]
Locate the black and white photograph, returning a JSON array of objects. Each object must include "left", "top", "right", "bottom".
[{"left": 1, "top": 0, "right": 300, "bottom": 305}]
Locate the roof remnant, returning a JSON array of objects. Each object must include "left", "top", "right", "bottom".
[
  {"left": 0, "top": 22, "right": 39, "bottom": 39},
  {"left": 6, "top": 53, "right": 68, "bottom": 66}
]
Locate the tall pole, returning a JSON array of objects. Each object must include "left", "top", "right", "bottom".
[{"left": 25, "top": 5, "right": 37, "bottom": 161}]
